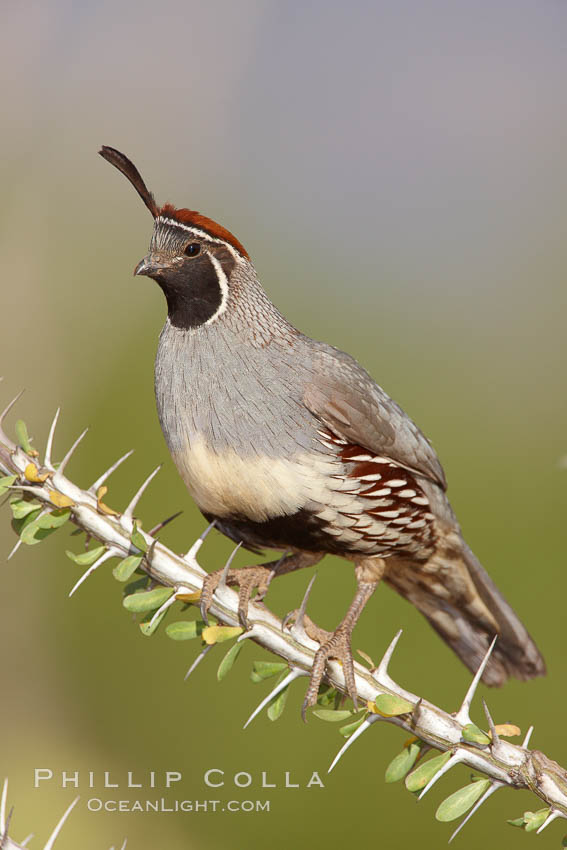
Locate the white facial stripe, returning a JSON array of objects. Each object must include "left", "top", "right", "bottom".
[
  {"left": 158, "top": 216, "right": 243, "bottom": 264},
  {"left": 204, "top": 252, "right": 229, "bottom": 326}
]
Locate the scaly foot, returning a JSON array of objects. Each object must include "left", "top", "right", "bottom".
[
  {"left": 283, "top": 610, "right": 359, "bottom": 720},
  {"left": 200, "top": 564, "right": 275, "bottom": 629}
]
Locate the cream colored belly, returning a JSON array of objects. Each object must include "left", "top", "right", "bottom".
[{"left": 172, "top": 436, "right": 339, "bottom": 522}]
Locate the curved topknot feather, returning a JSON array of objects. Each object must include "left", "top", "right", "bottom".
[{"left": 99, "top": 146, "right": 159, "bottom": 218}]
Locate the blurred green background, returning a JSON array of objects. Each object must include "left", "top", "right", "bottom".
[{"left": 1, "top": 1, "right": 566, "bottom": 847}]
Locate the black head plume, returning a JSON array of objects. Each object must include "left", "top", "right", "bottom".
[{"left": 99, "top": 146, "right": 159, "bottom": 218}]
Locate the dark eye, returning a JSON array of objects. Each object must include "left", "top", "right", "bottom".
[{"left": 184, "top": 242, "right": 201, "bottom": 257}]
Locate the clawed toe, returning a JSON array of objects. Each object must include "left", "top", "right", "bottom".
[
  {"left": 200, "top": 565, "right": 274, "bottom": 629},
  {"left": 301, "top": 626, "right": 358, "bottom": 721}
]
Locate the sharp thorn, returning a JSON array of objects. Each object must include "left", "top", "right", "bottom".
[
  {"left": 53, "top": 428, "right": 89, "bottom": 480},
  {"left": 328, "top": 715, "right": 380, "bottom": 774},
  {"left": 455, "top": 635, "right": 497, "bottom": 725},
  {"left": 243, "top": 668, "right": 305, "bottom": 730},
  {"left": 119, "top": 841, "right": 128, "bottom": 850},
  {"left": 148, "top": 510, "right": 183, "bottom": 536},
  {"left": 0, "top": 390, "right": 25, "bottom": 450},
  {"left": 237, "top": 628, "right": 257, "bottom": 643},
  {"left": 148, "top": 592, "right": 177, "bottom": 629},
  {"left": 43, "top": 796, "right": 79, "bottom": 850},
  {"left": 482, "top": 698, "right": 501, "bottom": 749},
  {"left": 536, "top": 809, "right": 562, "bottom": 834},
  {"left": 184, "top": 645, "right": 213, "bottom": 681},
  {"left": 21, "top": 834, "right": 35, "bottom": 847},
  {"left": 448, "top": 781, "right": 503, "bottom": 843},
  {"left": 89, "top": 449, "right": 134, "bottom": 493},
  {"left": 0, "top": 778, "right": 7, "bottom": 834},
  {"left": 218, "top": 542, "right": 242, "bottom": 591},
  {"left": 1, "top": 806, "right": 14, "bottom": 847},
  {"left": 68, "top": 549, "right": 118, "bottom": 597},
  {"left": 375, "top": 629, "right": 403, "bottom": 684},
  {"left": 522, "top": 725, "right": 534, "bottom": 749},
  {"left": 44, "top": 408, "right": 61, "bottom": 470},
  {"left": 123, "top": 465, "right": 161, "bottom": 520},
  {"left": 293, "top": 573, "right": 318, "bottom": 638},
  {"left": 418, "top": 750, "right": 466, "bottom": 800},
  {"left": 185, "top": 520, "right": 216, "bottom": 562},
  {"left": 144, "top": 538, "right": 158, "bottom": 565},
  {"left": 7, "top": 537, "right": 24, "bottom": 561}
]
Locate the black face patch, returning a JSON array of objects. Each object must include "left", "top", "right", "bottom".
[{"left": 151, "top": 247, "right": 235, "bottom": 330}]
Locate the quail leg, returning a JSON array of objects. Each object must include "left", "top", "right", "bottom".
[
  {"left": 291, "top": 560, "right": 385, "bottom": 720},
  {"left": 200, "top": 551, "right": 322, "bottom": 629}
]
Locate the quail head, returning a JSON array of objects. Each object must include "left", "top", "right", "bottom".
[{"left": 99, "top": 146, "right": 545, "bottom": 717}]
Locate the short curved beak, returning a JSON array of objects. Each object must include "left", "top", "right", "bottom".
[{"left": 134, "top": 255, "right": 167, "bottom": 277}]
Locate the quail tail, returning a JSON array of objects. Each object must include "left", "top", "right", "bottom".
[{"left": 384, "top": 542, "right": 546, "bottom": 686}]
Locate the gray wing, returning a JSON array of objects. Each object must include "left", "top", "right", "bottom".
[{"left": 303, "top": 342, "right": 447, "bottom": 490}]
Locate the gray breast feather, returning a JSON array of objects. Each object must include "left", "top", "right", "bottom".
[{"left": 303, "top": 342, "right": 447, "bottom": 490}]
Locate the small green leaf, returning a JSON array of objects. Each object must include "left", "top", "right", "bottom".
[
  {"left": 15, "top": 420, "right": 33, "bottom": 453},
  {"left": 165, "top": 620, "right": 205, "bottom": 641},
  {"left": 561, "top": 834, "right": 567, "bottom": 846},
  {"left": 374, "top": 693, "right": 414, "bottom": 716},
  {"left": 139, "top": 609, "right": 167, "bottom": 636},
  {"left": 462, "top": 723, "right": 491, "bottom": 746},
  {"left": 405, "top": 751, "right": 452, "bottom": 792},
  {"left": 267, "top": 672, "right": 290, "bottom": 721},
  {"left": 312, "top": 709, "right": 353, "bottom": 722},
  {"left": 0, "top": 475, "right": 17, "bottom": 496},
  {"left": 10, "top": 498, "right": 41, "bottom": 519},
  {"left": 113, "top": 554, "right": 143, "bottom": 581},
  {"left": 131, "top": 521, "right": 148, "bottom": 553},
  {"left": 507, "top": 817, "right": 526, "bottom": 828},
  {"left": 385, "top": 742, "right": 422, "bottom": 783},
  {"left": 20, "top": 509, "right": 71, "bottom": 545},
  {"left": 436, "top": 779, "right": 491, "bottom": 822},
  {"left": 123, "top": 587, "right": 173, "bottom": 613},
  {"left": 202, "top": 625, "right": 243, "bottom": 645},
  {"left": 217, "top": 642, "right": 244, "bottom": 681},
  {"left": 524, "top": 808, "right": 550, "bottom": 833},
  {"left": 250, "top": 661, "right": 288, "bottom": 683},
  {"left": 339, "top": 717, "right": 366, "bottom": 737},
  {"left": 66, "top": 546, "right": 106, "bottom": 566},
  {"left": 11, "top": 507, "right": 42, "bottom": 538}
]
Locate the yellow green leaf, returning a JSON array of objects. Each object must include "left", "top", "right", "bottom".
[
  {"left": 374, "top": 693, "right": 414, "bottom": 717},
  {"left": 113, "top": 554, "right": 143, "bottom": 581},
  {"left": 15, "top": 420, "right": 34, "bottom": 454},
  {"left": 217, "top": 642, "right": 244, "bottom": 681},
  {"left": 493, "top": 723, "right": 521, "bottom": 738},
  {"left": 0, "top": 475, "right": 17, "bottom": 496},
  {"left": 96, "top": 485, "right": 119, "bottom": 516},
  {"left": 165, "top": 620, "right": 205, "bottom": 641},
  {"left": 436, "top": 779, "right": 491, "bottom": 822},
  {"left": 24, "top": 463, "right": 49, "bottom": 483},
  {"left": 462, "top": 723, "right": 491, "bottom": 746},
  {"left": 66, "top": 546, "right": 106, "bottom": 566},
  {"left": 123, "top": 587, "right": 173, "bottom": 613},
  {"left": 202, "top": 625, "right": 243, "bottom": 645},
  {"left": 405, "top": 751, "right": 451, "bottom": 792},
  {"left": 176, "top": 590, "right": 201, "bottom": 603},
  {"left": 385, "top": 741, "right": 422, "bottom": 783},
  {"left": 131, "top": 521, "right": 148, "bottom": 553},
  {"left": 49, "top": 491, "right": 75, "bottom": 508},
  {"left": 524, "top": 808, "right": 551, "bottom": 833}
]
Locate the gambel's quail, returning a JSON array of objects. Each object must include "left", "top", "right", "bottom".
[{"left": 100, "top": 146, "right": 545, "bottom": 717}]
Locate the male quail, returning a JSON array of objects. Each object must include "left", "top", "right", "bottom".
[{"left": 100, "top": 146, "right": 545, "bottom": 716}]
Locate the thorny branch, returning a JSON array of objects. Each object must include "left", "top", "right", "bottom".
[
  {"left": 0, "top": 779, "right": 126, "bottom": 849},
  {"left": 1, "top": 392, "right": 566, "bottom": 843}
]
